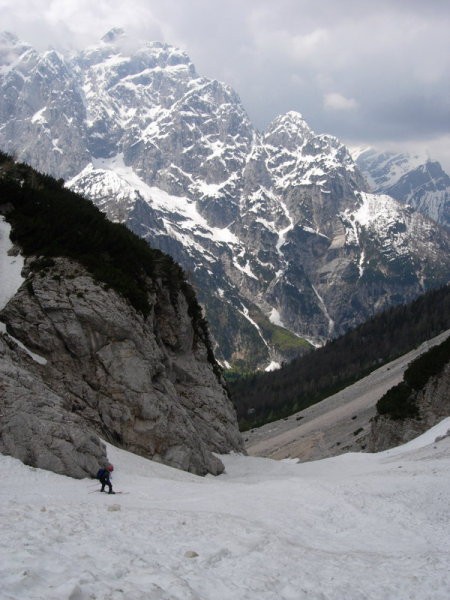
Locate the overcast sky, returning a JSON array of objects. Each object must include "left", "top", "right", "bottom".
[{"left": 1, "top": 0, "right": 449, "bottom": 168}]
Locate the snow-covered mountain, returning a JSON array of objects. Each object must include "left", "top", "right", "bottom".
[
  {"left": 355, "top": 147, "right": 450, "bottom": 229},
  {"left": 2, "top": 421, "right": 450, "bottom": 599},
  {"left": 1, "top": 29, "right": 450, "bottom": 369}
]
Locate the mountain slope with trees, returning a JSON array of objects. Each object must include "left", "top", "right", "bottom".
[
  {"left": 0, "top": 154, "right": 243, "bottom": 476},
  {"left": 369, "top": 335, "right": 450, "bottom": 451},
  {"left": 229, "top": 285, "right": 450, "bottom": 430}
]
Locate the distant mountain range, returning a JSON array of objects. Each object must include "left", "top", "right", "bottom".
[
  {"left": 1, "top": 29, "right": 449, "bottom": 370},
  {"left": 354, "top": 148, "right": 450, "bottom": 229}
]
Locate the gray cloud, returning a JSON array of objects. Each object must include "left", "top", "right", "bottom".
[{"left": 1, "top": 0, "right": 449, "bottom": 168}]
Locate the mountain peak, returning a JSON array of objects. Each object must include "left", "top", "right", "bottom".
[
  {"left": 265, "top": 111, "right": 313, "bottom": 148},
  {"left": 284, "top": 110, "right": 307, "bottom": 122},
  {"left": 0, "top": 31, "right": 20, "bottom": 46},
  {"left": 101, "top": 27, "right": 126, "bottom": 44},
  {"left": 84, "top": 31, "right": 193, "bottom": 71},
  {"left": 275, "top": 110, "right": 311, "bottom": 130},
  {"left": 0, "top": 31, "right": 33, "bottom": 70}
]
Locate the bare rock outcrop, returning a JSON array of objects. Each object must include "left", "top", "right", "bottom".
[
  {"left": 0, "top": 257, "right": 243, "bottom": 477},
  {"left": 0, "top": 336, "right": 108, "bottom": 477}
]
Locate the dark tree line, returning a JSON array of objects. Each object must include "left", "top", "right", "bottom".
[
  {"left": 0, "top": 152, "right": 187, "bottom": 316},
  {"left": 0, "top": 152, "right": 217, "bottom": 369},
  {"left": 229, "top": 285, "right": 450, "bottom": 430},
  {"left": 376, "top": 335, "right": 450, "bottom": 420}
]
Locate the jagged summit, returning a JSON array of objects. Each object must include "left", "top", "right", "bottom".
[
  {"left": 82, "top": 29, "right": 194, "bottom": 72},
  {"left": 265, "top": 111, "right": 313, "bottom": 147},
  {"left": 101, "top": 27, "right": 126, "bottom": 43},
  {"left": 269, "top": 110, "right": 310, "bottom": 130},
  {"left": 0, "top": 31, "right": 34, "bottom": 72},
  {"left": 269, "top": 110, "right": 311, "bottom": 130}
]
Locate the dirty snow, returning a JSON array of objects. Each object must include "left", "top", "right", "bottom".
[{"left": 1, "top": 420, "right": 450, "bottom": 600}]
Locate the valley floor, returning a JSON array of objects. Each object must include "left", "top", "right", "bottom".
[{"left": 1, "top": 420, "right": 450, "bottom": 600}]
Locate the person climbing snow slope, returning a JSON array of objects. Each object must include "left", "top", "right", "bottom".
[{"left": 96, "top": 464, "right": 115, "bottom": 494}]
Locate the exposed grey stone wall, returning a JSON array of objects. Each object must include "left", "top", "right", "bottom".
[{"left": 0, "top": 257, "right": 243, "bottom": 477}]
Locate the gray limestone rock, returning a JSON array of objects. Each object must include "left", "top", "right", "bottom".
[
  {"left": 0, "top": 256, "right": 243, "bottom": 477},
  {"left": 0, "top": 337, "right": 108, "bottom": 478}
]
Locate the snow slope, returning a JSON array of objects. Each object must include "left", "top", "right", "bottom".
[
  {"left": 1, "top": 420, "right": 450, "bottom": 600},
  {"left": 0, "top": 216, "right": 24, "bottom": 311}
]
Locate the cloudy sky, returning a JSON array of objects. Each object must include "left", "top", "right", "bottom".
[{"left": 1, "top": 0, "right": 449, "bottom": 168}]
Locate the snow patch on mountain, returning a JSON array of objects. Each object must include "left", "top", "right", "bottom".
[
  {"left": 269, "top": 307, "right": 285, "bottom": 327},
  {"left": 0, "top": 321, "right": 47, "bottom": 365},
  {"left": 0, "top": 217, "right": 24, "bottom": 311},
  {"left": 69, "top": 154, "right": 240, "bottom": 246},
  {"left": 312, "top": 284, "right": 335, "bottom": 336},
  {"left": 352, "top": 147, "right": 428, "bottom": 190},
  {"left": 265, "top": 360, "right": 281, "bottom": 371},
  {"left": 275, "top": 198, "right": 294, "bottom": 256},
  {"left": 354, "top": 191, "right": 412, "bottom": 231}
]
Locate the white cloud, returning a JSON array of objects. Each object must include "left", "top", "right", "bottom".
[
  {"left": 324, "top": 92, "right": 358, "bottom": 111},
  {"left": 289, "top": 29, "right": 329, "bottom": 61}
]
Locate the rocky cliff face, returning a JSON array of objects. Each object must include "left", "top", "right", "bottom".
[
  {"left": 2, "top": 30, "right": 450, "bottom": 370},
  {"left": 369, "top": 361, "right": 450, "bottom": 452},
  {"left": 0, "top": 251, "right": 243, "bottom": 478}
]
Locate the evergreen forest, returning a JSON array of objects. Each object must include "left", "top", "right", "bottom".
[
  {"left": 229, "top": 285, "right": 450, "bottom": 430},
  {"left": 376, "top": 334, "right": 450, "bottom": 420}
]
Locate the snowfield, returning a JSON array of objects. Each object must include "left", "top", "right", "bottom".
[
  {"left": 0, "top": 216, "right": 24, "bottom": 312},
  {"left": 1, "top": 420, "right": 450, "bottom": 600}
]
